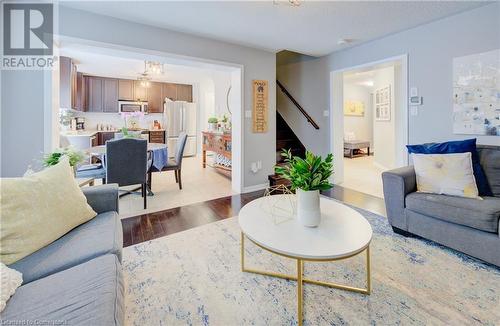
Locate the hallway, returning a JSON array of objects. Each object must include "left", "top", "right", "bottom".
[{"left": 340, "top": 156, "right": 386, "bottom": 198}]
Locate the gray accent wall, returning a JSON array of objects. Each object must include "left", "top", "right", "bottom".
[
  {"left": 1, "top": 71, "right": 46, "bottom": 177},
  {"left": 278, "top": 3, "right": 500, "bottom": 158}
]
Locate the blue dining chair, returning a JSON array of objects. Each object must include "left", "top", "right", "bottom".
[{"left": 106, "top": 138, "right": 148, "bottom": 209}]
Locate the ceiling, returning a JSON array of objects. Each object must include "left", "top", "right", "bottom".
[
  {"left": 61, "top": 1, "right": 488, "bottom": 56},
  {"left": 59, "top": 45, "right": 229, "bottom": 84}
]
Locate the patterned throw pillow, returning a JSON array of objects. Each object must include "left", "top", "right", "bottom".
[
  {"left": 411, "top": 152, "right": 480, "bottom": 199},
  {"left": 0, "top": 263, "right": 22, "bottom": 312}
]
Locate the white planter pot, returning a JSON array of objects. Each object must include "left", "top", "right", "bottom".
[
  {"left": 296, "top": 188, "right": 321, "bottom": 227},
  {"left": 209, "top": 123, "right": 218, "bottom": 131}
]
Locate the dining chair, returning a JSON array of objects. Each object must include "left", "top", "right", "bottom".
[
  {"left": 163, "top": 132, "right": 188, "bottom": 190},
  {"left": 106, "top": 138, "right": 148, "bottom": 209}
]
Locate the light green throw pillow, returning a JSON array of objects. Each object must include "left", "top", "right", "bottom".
[
  {"left": 411, "top": 152, "right": 480, "bottom": 199},
  {"left": 0, "top": 157, "right": 97, "bottom": 265}
]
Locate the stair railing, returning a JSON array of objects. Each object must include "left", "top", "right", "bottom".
[{"left": 276, "top": 80, "right": 320, "bottom": 130}]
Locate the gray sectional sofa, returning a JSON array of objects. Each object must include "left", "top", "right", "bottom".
[
  {"left": 1, "top": 184, "right": 124, "bottom": 325},
  {"left": 382, "top": 145, "right": 500, "bottom": 267}
]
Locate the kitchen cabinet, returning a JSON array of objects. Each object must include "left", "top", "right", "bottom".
[
  {"left": 147, "top": 82, "right": 163, "bottom": 113},
  {"left": 60, "top": 56, "right": 81, "bottom": 110},
  {"left": 162, "top": 83, "right": 177, "bottom": 101},
  {"left": 149, "top": 130, "right": 165, "bottom": 143},
  {"left": 176, "top": 84, "right": 193, "bottom": 102},
  {"left": 133, "top": 81, "right": 148, "bottom": 101},
  {"left": 75, "top": 72, "right": 86, "bottom": 111},
  {"left": 87, "top": 77, "right": 104, "bottom": 112},
  {"left": 98, "top": 131, "right": 115, "bottom": 145},
  {"left": 118, "top": 79, "right": 134, "bottom": 101},
  {"left": 103, "top": 78, "right": 119, "bottom": 112}
]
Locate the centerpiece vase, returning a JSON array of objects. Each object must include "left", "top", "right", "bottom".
[{"left": 296, "top": 188, "right": 321, "bottom": 227}]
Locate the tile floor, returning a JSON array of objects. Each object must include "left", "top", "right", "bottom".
[
  {"left": 116, "top": 155, "right": 235, "bottom": 218},
  {"left": 341, "top": 155, "right": 386, "bottom": 198}
]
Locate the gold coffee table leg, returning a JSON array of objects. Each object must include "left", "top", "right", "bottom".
[
  {"left": 240, "top": 233, "right": 371, "bottom": 325},
  {"left": 297, "top": 259, "right": 303, "bottom": 326}
]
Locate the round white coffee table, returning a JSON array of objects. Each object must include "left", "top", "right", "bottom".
[{"left": 238, "top": 195, "right": 373, "bottom": 326}]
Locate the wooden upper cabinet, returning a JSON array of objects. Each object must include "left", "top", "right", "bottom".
[
  {"left": 162, "top": 83, "right": 177, "bottom": 101},
  {"left": 60, "top": 56, "right": 81, "bottom": 110},
  {"left": 176, "top": 84, "right": 193, "bottom": 102},
  {"left": 75, "top": 72, "right": 86, "bottom": 111},
  {"left": 133, "top": 81, "right": 148, "bottom": 101},
  {"left": 87, "top": 77, "right": 104, "bottom": 112},
  {"left": 103, "top": 78, "right": 119, "bottom": 112},
  {"left": 118, "top": 79, "right": 134, "bottom": 101},
  {"left": 147, "top": 82, "right": 163, "bottom": 113}
]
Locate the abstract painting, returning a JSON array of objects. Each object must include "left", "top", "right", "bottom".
[
  {"left": 453, "top": 49, "right": 500, "bottom": 136},
  {"left": 344, "top": 100, "right": 365, "bottom": 116}
]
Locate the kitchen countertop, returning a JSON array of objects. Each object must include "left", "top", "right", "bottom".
[{"left": 62, "top": 129, "right": 165, "bottom": 137}]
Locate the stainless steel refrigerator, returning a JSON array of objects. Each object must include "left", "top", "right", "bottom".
[{"left": 163, "top": 99, "right": 197, "bottom": 158}]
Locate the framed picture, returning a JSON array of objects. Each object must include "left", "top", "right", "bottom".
[
  {"left": 375, "top": 85, "right": 391, "bottom": 121},
  {"left": 344, "top": 100, "right": 365, "bottom": 116}
]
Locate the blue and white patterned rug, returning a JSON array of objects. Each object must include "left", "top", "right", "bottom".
[{"left": 123, "top": 202, "right": 500, "bottom": 326}]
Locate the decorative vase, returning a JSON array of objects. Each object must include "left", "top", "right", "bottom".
[{"left": 296, "top": 188, "right": 321, "bottom": 227}]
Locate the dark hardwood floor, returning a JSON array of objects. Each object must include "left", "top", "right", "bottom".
[{"left": 121, "top": 185, "right": 386, "bottom": 247}]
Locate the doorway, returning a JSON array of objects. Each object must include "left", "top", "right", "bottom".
[
  {"left": 52, "top": 38, "right": 244, "bottom": 217},
  {"left": 330, "top": 55, "right": 408, "bottom": 198}
]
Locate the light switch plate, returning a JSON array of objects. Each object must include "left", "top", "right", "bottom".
[
  {"left": 245, "top": 110, "right": 252, "bottom": 118},
  {"left": 323, "top": 110, "right": 329, "bottom": 117},
  {"left": 410, "top": 87, "right": 418, "bottom": 97}
]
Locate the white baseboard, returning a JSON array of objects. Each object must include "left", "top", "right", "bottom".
[
  {"left": 373, "top": 161, "right": 389, "bottom": 171},
  {"left": 242, "top": 183, "right": 268, "bottom": 193}
]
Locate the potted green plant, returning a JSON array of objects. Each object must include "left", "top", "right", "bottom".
[
  {"left": 275, "top": 149, "right": 334, "bottom": 227},
  {"left": 43, "top": 147, "right": 85, "bottom": 175},
  {"left": 208, "top": 117, "right": 218, "bottom": 131}
]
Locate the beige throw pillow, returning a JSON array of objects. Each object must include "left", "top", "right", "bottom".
[
  {"left": 411, "top": 152, "right": 480, "bottom": 199},
  {"left": 0, "top": 157, "right": 97, "bottom": 264}
]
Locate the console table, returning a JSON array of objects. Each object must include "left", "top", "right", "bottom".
[{"left": 202, "top": 131, "right": 232, "bottom": 172}]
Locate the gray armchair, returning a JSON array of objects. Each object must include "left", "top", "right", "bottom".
[
  {"left": 106, "top": 138, "right": 148, "bottom": 209},
  {"left": 382, "top": 145, "right": 500, "bottom": 267}
]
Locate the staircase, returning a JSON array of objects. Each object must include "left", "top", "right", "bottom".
[
  {"left": 269, "top": 113, "right": 308, "bottom": 187},
  {"left": 269, "top": 80, "right": 319, "bottom": 187},
  {"left": 275, "top": 112, "right": 306, "bottom": 163}
]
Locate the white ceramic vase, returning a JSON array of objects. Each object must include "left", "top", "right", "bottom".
[{"left": 296, "top": 188, "right": 321, "bottom": 227}]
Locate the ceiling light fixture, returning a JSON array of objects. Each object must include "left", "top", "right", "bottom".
[
  {"left": 144, "top": 60, "right": 164, "bottom": 75},
  {"left": 138, "top": 73, "right": 151, "bottom": 88},
  {"left": 273, "top": 0, "right": 302, "bottom": 7}
]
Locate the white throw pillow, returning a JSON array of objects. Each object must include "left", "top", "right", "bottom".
[
  {"left": 0, "top": 263, "right": 22, "bottom": 312},
  {"left": 411, "top": 152, "right": 480, "bottom": 199}
]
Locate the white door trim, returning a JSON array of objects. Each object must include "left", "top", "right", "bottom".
[{"left": 329, "top": 54, "right": 409, "bottom": 184}]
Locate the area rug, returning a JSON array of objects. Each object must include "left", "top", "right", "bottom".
[{"left": 123, "top": 203, "right": 500, "bottom": 326}]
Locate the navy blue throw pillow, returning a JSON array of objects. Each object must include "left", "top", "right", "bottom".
[{"left": 406, "top": 138, "right": 492, "bottom": 196}]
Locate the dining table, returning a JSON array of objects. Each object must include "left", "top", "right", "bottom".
[{"left": 85, "top": 142, "right": 169, "bottom": 196}]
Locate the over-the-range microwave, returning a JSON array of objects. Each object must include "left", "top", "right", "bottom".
[{"left": 118, "top": 101, "right": 148, "bottom": 113}]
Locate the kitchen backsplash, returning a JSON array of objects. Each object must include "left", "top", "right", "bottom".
[{"left": 76, "top": 112, "right": 165, "bottom": 130}]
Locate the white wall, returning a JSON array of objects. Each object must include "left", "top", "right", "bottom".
[
  {"left": 372, "top": 66, "right": 396, "bottom": 169},
  {"left": 343, "top": 83, "right": 373, "bottom": 146}
]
